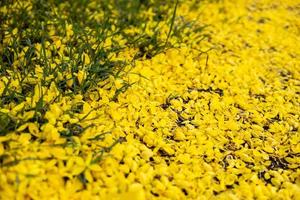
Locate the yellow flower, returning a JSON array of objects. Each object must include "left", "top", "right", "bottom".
[
  {"left": 66, "top": 23, "right": 74, "bottom": 38},
  {"left": 12, "top": 28, "right": 18, "bottom": 35},
  {"left": 77, "top": 70, "right": 86, "bottom": 85},
  {"left": 45, "top": 111, "right": 57, "bottom": 125},
  {"left": 52, "top": 36, "right": 62, "bottom": 49},
  {"left": 41, "top": 123, "right": 60, "bottom": 141},
  {"left": 28, "top": 123, "right": 40, "bottom": 137},
  {"left": 174, "top": 129, "right": 186, "bottom": 141},
  {"left": 82, "top": 53, "right": 90, "bottom": 65}
]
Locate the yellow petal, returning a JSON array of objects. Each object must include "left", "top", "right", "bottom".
[
  {"left": 84, "top": 170, "right": 93, "bottom": 183},
  {"left": 77, "top": 70, "right": 86, "bottom": 85}
]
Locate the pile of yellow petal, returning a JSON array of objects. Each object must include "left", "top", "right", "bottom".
[{"left": 1, "top": 0, "right": 300, "bottom": 199}]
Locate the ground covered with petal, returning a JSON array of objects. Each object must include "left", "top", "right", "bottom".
[{"left": 0, "top": 0, "right": 300, "bottom": 199}]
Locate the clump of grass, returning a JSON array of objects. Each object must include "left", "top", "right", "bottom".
[
  {"left": 0, "top": 0, "right": 202, "bottom": 135},
  {"left": 0, "top": 3, "right": 207, "bottom": 172}
]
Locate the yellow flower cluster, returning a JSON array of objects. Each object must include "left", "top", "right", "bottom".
[{"left": 1, "top": 0, "right": 300, "bottom": 199}]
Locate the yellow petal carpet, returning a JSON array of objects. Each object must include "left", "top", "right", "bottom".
[{"left": 0, "top": 0, "right": 300, "bottom": 199}]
